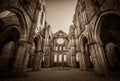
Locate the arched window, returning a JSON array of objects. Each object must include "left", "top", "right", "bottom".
[
  {"left": 59, "top": 55, "right": 62, "bottom": 62},
  {"left": 56, "top": 46, "right": 58, "bottom": 50},
  {"left": 76, "top": 53, "right": 79, "bottom": 62},
  {"left": 59, "top": 47, "right": 62, "bottom": 50},
  {"left": 64, "top": 55, "right": 67, "bottom": 62},
  {"left": 54, "top": 54, "right": 57, "bottom": 62},
  {"left": 63, "top": 47, "right": 65, "bottom": 50}
]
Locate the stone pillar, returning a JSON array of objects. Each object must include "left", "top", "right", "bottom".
[
  {"left": 22, "top": 42, "right": 33, "bottom": 72},
  {"left": 27, "top": 43, "right": 36, "bottom": 69},
  {"left": 67, "top": 50, "right": 71, "bottom": 67},
  {"left": 22, "top": 50, "right": 30, "bottom": 71},
  {"left": 71, "top": 55, "right": 76, "bottom": 68},
  {"left": 33, "top": 50, "right": 43, "bottom": 70},
  {"left": 80, "top": 51, "right": 87, "bottom": 70},
  {"left": 79, "top": 52, "right": 84, "bottom": 70},
  {"left": 95, "top": 42, "right": 109, "bottom": 76},
  {"left": 71, "top": 47, "right": 76, "bottom": 68},
  {"left": 44, "top": 46, "right": 50, "bottom": 68},
  {"left": 38, "top": 51, "right": 43, "bottom": 70},
  {"left": 91, "top": 53, "right": 99, "bottom": 73},
  {"left": 12, "top": 39, "right": 27, "bottom": 75},
  {"left": 91, "top": 42, "right": 109, "bottom": 76},
  {"left": 89, "top": 43, "right": 101, "bottom": 74}
]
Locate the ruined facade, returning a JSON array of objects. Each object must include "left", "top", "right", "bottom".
[
  {"left": 68, "top": 25, "right": 80, "bottom": 68},
  {"left": 42, "top": 25, "right": 52, "bottom": 68},
  {"left": 51, "top": 30, "right": 69, "bottom": 67},
  {"left": 0, "top": 0, "right": 120, "bottom": 78},
  {"left": 72, "top": 0, "right": 120, "bottom": 75},
  {"left": 0, "top": 0, "right": 46, "bottom": 75}
]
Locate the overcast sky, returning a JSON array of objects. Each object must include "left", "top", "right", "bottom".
[{"left": 46, "top": 0, "right": 77, "bottom": 34}]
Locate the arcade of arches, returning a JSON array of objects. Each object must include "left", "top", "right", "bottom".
[{"left": 0, "top": 0, "right": 120, "bottom": 78}]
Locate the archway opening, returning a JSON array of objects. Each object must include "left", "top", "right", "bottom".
[
  {"left": 100, "top": 14, "right": 120, "bottom": 72},
  {"left": 27, "top": 37, "right": 40, "bottom": 70},
  {"left": 82, "top": 37, "right": 93, "bottom": 70},
  {"left": 0, "top": 27, "right": 20, "bottom": 73}
]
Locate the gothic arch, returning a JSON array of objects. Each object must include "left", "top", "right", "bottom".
[
  {"left": 0, "top": 7, "right": 28, "bottom": 40},
  {"left": 0, "top": 26, "right": 20, "bottom": 72},
  {"left": 0, "top": 26, "right": 20, "bottom": 53},
  {"left": 33, "top": 34, "right": 43, "bottom": 52},
  {"left": 79, "top": 35, "right": 93, "bottom": 70},
  {"left": 80, "top": 34, "right": 89, "bottom": 51},
  {"left": 93, "top": 10, "right": 120, "bottom": 73},
  {"left": 29, "top": 34, "right": 43, "bottom": 70},
  {"left": 82, "top": 36, "right": 93, "bottom": 69},
  {"left": 81, "top": 36, "right": 88, "bottom": 52},
  {"left": 94, "top": 10, "right": 120, "bottom": 42}
]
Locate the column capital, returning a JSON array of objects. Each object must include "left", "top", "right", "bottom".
[
  {"left": 88, "top": 42, "right": 103, "bottom": 47},
  {"left": 35, "top": 50, "right": 44, "bottom": 53},
  {"left": 95, "top": 42, "right": 103, "bottom": 47},
  {"left": 19, "top": 39, "right": 33, "bottom": 46}
]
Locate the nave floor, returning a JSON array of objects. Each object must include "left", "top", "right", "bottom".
[{"left": 0, "top": 67, "right": 120, "bottom": 81}]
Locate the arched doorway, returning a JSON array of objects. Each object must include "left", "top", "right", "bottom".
[
  {"left": 0, "top": 10, "right": 27, "bottom": 75},
  {"left": 82, "top": 37, "right": 93, "bottom": 70},
  {"left": 0, "top": 27, "right": 20, "bottom": 73},
  {"left": 27, "top": 36, "right": 43, "bottom": 71},
  {"left": 99, "top": 14, "right": 120, "bottom": 72}
]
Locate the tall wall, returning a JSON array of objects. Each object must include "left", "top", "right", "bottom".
[
  {"left": 68, "top": 25, "right": 77, "bottom": 68},
  {"left": 42, "top": 25, "right": 52, "bottom": 68},
  {"left": 73, "top": 0, "right": 120, "bottom": 76},
  {"left": 51, "top": 30, "right": 69, "bottom": 67},
  {"left": 0, "top": 0, "right": 46, "bottom": 76}
]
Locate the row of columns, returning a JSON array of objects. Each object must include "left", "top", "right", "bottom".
[
  {"left": 4, "top": 39, "right": 44, "bottom": 75},
  {"left": 69, "top": 26, "right": 108, "bottom": 76},
  {"left": 87, "top": 41, "right": 109, "bottom": 76}
]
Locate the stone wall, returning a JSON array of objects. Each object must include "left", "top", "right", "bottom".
[
  {"left": 0, "top": 0, "right": 46, "bottom": 76},
  {"left": 72, "top": 0, "right": 120, "bottom": 75}
]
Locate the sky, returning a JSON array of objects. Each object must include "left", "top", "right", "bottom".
[{"left": 46, "top": 0, "right": 77, "bottom": 34}]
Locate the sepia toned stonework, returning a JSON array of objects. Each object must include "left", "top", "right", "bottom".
[
  {"left": 50, "top": 30, "right": 69, "bottom": 67},
  {"left": 0, "top": 0, "right": 46, "bottom": 76},
  {"left": 72, "top": 0, "right": 120, "bottom": 76},
  {"left": 0, "top": 0, "right": 120, "bottom": 80}
]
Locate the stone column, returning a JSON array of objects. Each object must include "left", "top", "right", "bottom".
[
  {"left": 12, "top": 39, "right": 28, "bottom": 76},
  {"left": 91, "top": 53, "right": 99, "bottom": 73},
  {"left": 95, "top": 42, "right": 109, "bottom": 76},
  {"left": 22, "top": 42, "right": 33, "bottom": 72},
  {"left": 89, "top": 43, "right": 101, "bottom": 74},
  {"left": 79, "top": 52, "right": 83, "bottom": 70},
  {"left": 67, "top": 50, "right": 71, "bottom": 67},
  {"left": 80, "top": 51, "right": 88, "bottom": 71},
  {"left": 90, "top": 42, "right": 109, "bottom": 76},
  {"left": 44, "top": 46, "right": 50, "bottom": 68},
  {"left": 71, "top": 55, "right": 76, "bottom": 67},
  {"left": 33, "top": 50, "right": 43, "bottom": 70},
  {"left": 71, "top": 47, "right": 76, "bottom": 68}
]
